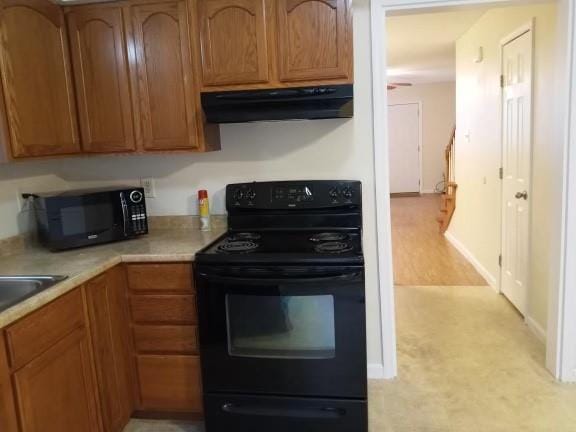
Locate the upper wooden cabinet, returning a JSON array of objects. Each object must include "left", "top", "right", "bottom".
[
  {"left": 129, "top": 0, "right": 200, "bottom": 151},
  {"left": 198, "top": 0, "right": 270, "bottom": 86},
  {"left": 0, "top": 0, "right": 81, "bottom": 158},
  {"left": 67, "top": 6, "right": 136, "bottom": 154},
  {"left": 276, "top": 0, "right": 351, "bottom": 82}
]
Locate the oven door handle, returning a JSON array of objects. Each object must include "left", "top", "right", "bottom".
[
  {"left": 221, "top": 403, "right": 345, "bottom": 419},
  {"left": 197, "top": 272, "right": 362, "bottom": 284}
]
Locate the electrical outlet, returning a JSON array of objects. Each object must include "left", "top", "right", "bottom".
[{"left": 140, "top": 178, "right": 156, "bottom": 198}]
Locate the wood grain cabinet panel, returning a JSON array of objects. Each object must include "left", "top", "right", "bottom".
[
  {"left": 0, "top": 0, "right": 81, "bottom": 158},
  {"left": 6, "top": 289, "right": 85, "bottom": 369},
  {"left": 276, "top": 0, "right": 351, "bottom": 82},
  {"left": 199, "top": 0, "right": 270, "bottom": 86},
  {"left": 0, "top": 333, "right": 18, "bottom": 432},
  {"left": 133, "top": 324, "right": 198, "bottom": 354},
  {"left": 85, "top": 267, "right": 134, "bottom": 432},
  {"left": 67, "top": 7, "right": 136, "bottom": 153},
  {"left": 129, "top": 1, "right": 199, "bottom": 151},
  {"left": 130, "top": 295, "right": 198, "bottom": 324},
  {"left": 136, "top": 355, "right": 202, "bottom": 413},
  {"left": 13, "top": 328, "right": 102, "bottom": 432},
  {"left": 127, "top": 263, "right": 194, "bottom": 292}
]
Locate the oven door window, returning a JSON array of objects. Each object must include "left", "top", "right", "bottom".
[
  {"left": 60, "top": 203, "right": 114, "bottom": 236},
  {"left": 226, "top": 294, "right": 336, "bottom": 359}
]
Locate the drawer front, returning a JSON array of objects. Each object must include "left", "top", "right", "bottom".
[
  {"left": 133, "top": 325, "right": 198, "bottom": 354},
  {"left": 6, "top": 289, "right": 85, "bottom": 369},
  {"left": 127, "top": 263, "right": 194, "bottom": 293},
  {"left": 136, "top": 355, "right": 202, "bottom": 413},
  {"left": 130, "top": 295, "right": 197, "bottom": 324}
]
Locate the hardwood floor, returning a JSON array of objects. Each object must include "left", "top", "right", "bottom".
[{"left": 391, "top": 194, "right": 487, "bottom": 286}]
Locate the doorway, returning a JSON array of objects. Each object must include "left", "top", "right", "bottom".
[{"left": 388, "top": 103, "right": 421, "bottom": 194}]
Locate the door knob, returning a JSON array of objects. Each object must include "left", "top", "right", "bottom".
[{"left": 515, "top": 191, "right": 528, "bottom": 200}]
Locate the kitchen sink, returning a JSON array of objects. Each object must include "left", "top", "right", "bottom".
[{"left": 0, "top": 275, "right": 68, "bottom": 312}]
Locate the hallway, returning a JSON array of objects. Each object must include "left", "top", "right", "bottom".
[{"left": 390, "top": 194, "right": 486, "bottom": 286}]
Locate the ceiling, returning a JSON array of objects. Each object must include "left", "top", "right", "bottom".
[{"left": 386, "top": 9, "right": 488, "bottom": 84}]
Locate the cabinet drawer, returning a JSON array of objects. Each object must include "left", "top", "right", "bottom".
[
  {"left": 6, "top": 289, "right": 85, "bottom": 369},
  {"left": 133, "top": 325, "right": 198, "bottom": 354},
  {"left": 130, "top": 295, "right": 197, "bottom": 324},
  {"left": 136, "top": 355, "right": 202, "bottom": 412},
  {"left": 127, "top": 263, "right": 194, "bottom": 293}
]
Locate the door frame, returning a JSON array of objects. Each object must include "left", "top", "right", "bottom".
[
  {"left": 498, "top": 21, "right": 535, "bottom": 317},
  {"left": 370, "top": 0, "right": 576, "bottom": 381},
  {"left": 388, "top": 102, "right": 423, "bottom": 194}
]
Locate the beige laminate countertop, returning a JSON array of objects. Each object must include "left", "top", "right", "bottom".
[{"left": 0, "top": 227, "right": 225, "bottom": 329}]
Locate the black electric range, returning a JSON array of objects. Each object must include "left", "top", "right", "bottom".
[{"left": 195, "top": 180, "right": 367, "bottom": 432}]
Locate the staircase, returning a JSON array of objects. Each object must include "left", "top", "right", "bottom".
[{"left": 437, "top": 127, "right": 457, "bottom": 233}]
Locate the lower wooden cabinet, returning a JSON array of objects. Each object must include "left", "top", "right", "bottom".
[
  {"left": 0, "top": 332, "right": 18, "bottom": 432},
  {"left": 86, "top": 266, "right": 135, "bottom": 432},
  {"left": 13, "top": 328, "right": 102, "bottom": 432}
]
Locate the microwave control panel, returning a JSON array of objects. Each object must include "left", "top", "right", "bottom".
[{"left": 124, "top": 189, "right": 148, "bottom": 235}]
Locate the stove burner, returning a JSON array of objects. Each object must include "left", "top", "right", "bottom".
[
  {"left": 227, "top": 232, "right": 261, "bottom": 241},
  {"left": 314, "top": 242, "right": 353, "bottom": 254},
  {"left": 218, "top": 241, "right": 259, "bottom": 253},
  {"left": 310, "top": 232, "right": 349, "bottom": 242}
]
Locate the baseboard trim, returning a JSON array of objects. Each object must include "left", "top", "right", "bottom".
[
  {"left": 526, "top": 316, "right": 547, "bottom": 343},
  {"left": 421, "top": 189, "right": 437, "bottom": 194},
  {"left": 444, "top": 230, "right": 498, "bottom": 291},
  {"left": 367, "top": 363, "right": 386, "bottom": 379}
]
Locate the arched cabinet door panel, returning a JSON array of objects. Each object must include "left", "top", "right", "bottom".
[
  {"left": 276, "top": 0, "right": 351, "bottom": 82},
  {"left": 130, "top": 1, "right": 199, "bottom": 150},
  {"left": 0, "top": 0, "right": 80, "bottom": 158},
  {"left": 67, "top": 7, "right": 136, "bottom": 153},
  {"left": 199, "top": 0, "right": 270, "bottom": 86}
]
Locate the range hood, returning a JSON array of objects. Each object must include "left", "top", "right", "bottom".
[{"left": 201, "top": 85, "right": 353, "bottom": 124}]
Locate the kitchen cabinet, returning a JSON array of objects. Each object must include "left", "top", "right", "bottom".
[
  {"left": 67, "top": 6, "right": 136, "bottom": 154},
  {"left": 7, "top": 289, "right": 102, "bottom": 432},
  {"left": 85, "top": 267, "right": 135, "bottom": 432},
  {"left": 0, "top": 0, "right": 81, "bottom": 158},
  {"left": 276, "top": 0, "right": 351, "bottom": 82},
  {"left": 128, "top": 0, "right": 201, "bottom": 151},
  {"left": 198, "top": 0, "right": 271, "bottom": 86},
  {"left": 127, "top": 262, "right": 203, "bottom": 416},
  {"left": 0, "top": 333, "right": 18, "bottom": 432}
]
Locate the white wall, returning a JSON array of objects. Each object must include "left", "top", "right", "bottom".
[
  {"left": 0, "top": 1, "right": 385, "bottom": 370},
  {"left": 448, "top": 3, "right": 560, "bottom": 333},
  {"left": 387, "top": 82, "right": 455, "bottom": 192}
]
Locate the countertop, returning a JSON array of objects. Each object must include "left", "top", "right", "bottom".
[{"left": 0, "top": 227, "right": 225, "bottom": 329}]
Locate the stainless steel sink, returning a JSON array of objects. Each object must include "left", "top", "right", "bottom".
[{"left": 0, "top": 275, "right": 68, "bottom": 312}]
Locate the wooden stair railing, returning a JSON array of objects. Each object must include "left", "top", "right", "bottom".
[{"left": 437, "top": 127, "right": 457, "bottom": 233}]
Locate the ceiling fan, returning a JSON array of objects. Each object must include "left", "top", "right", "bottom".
[{"left": 387, "top": 82, "right": 413, "bottom": 90}]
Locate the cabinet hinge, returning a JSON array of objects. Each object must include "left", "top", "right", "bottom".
[
  {"left": 499, "top": 167, "right": 503, "bottom": 179},
  {"left": 499, "top": 254, "right": 502, "bottom": 267}
]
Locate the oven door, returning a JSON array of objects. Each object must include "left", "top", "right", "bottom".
[{"left": 196, "top": 265, "right": 367, "bottom": 399}]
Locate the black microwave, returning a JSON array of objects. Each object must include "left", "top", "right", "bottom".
[{"left": 31, "top": 187, "right": 148, "bottom": 251}]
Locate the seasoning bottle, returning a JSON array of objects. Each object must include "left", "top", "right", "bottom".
[{"left": 198, "top": 190, "right": 211, "bottom": 231}]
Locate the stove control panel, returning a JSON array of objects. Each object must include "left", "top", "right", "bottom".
[{"left": 227, "top": 181, "right": 361, "bottom": 210}]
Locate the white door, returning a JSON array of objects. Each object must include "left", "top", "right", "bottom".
[
  {"left": 501, "top": 29, "right": 533, "bottom": 315},
  {"left": 388, "top": 103, "right": 420, "bottom": 193}
]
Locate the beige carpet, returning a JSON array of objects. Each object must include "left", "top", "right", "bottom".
[{"left": 369, "top": 285, "right": 576, "bottom": 432}]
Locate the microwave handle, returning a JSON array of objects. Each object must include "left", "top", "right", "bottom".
[{"left": 120, "top": 192, "right": 129, "bottom": 236}]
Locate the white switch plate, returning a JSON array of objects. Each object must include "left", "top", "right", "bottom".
[{"left": 140, "top": 178, "right": 156, "bottom": 198}]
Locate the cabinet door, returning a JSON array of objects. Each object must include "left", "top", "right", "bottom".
[
  {"left": 0, "top": 0, "right": 80, "bottom": 158},
  {"left": 199, "top": 0, "right": 269, "bottom": 86},
  {"left": 68, "top": 7, "right": 136, "bottom": 154},
  {"left": 85, "top": 267, "right": 134, "bottom": 432},
  {"left": 13, "top": 328, "right": 102, "bottom": 432},
  {"left": 0, "top": 333, "right": 18, "bottom": 432},
  {"left": 129, "top": 1, "right": 199, "bottom": 151},
  {"left": 276, "top": 0, "right": 351, "bottom": 82}
]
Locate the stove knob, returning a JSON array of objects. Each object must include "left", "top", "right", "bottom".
[
  {"left": 246, "top": 188, "right": 256, "bottom": 200},
  {"left": 341, "top": 187, "right": 353, "bottom": 199},
  {"left": 328, "top": 188, "right": 339, "bottom": 199},
  {"left": 233, "top": 188, "right": 244, "bottom": 200}
]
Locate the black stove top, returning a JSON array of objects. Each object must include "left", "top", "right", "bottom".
[
  {"left": 196, "top": 180, "right": 364, "bottom": 265},
  {"left": 198, "top": 230, "right": 363, "bottom": 265}
]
